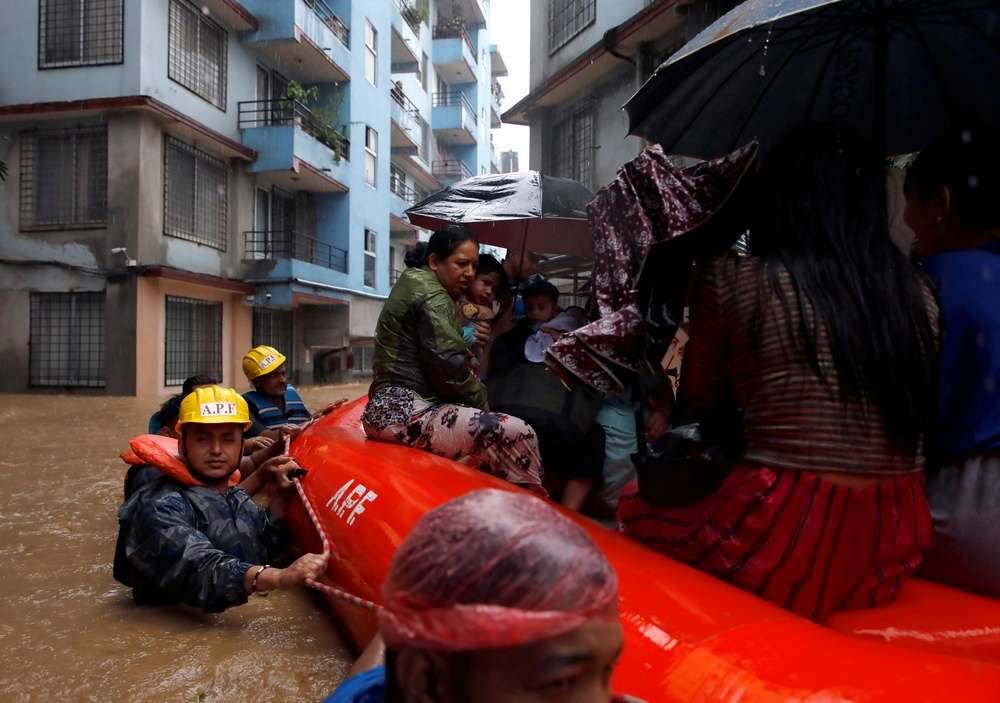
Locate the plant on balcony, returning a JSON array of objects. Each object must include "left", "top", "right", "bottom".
[
  {"left": 281, "top": 81, "right": 348, "bottom": 161},
  {"left": 436, "top": 15, "right": 469, "bottom": 34},
  {"left": 413, "top": 0, "right": 430, "bottom": 26}
]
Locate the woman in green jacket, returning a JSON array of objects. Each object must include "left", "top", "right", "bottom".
[{"left": 362, "top": 226, "right": 545, "bottom": 495}]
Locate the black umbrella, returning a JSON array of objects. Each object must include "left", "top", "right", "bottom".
[
  {"left": 406, "top": 171, "right": 594, "bottom": 257},
  {"left": 624, "top": 0, "right": 1000, "bottom": 158}
]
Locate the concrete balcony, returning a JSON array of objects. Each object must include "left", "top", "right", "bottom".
[
  {"left": 432, "top": 159, "right": 473, "bottom": 184},
  {"left": 390, "top": 86, "right": 421, "bottom": 154},
  {"left": 244, "top": 229, "right": 348, "bottom": 273},
  {"left": 490, "top": 44, "right": 509, "bottom": 77},
  {"left": 200, "top": 0, "right": 258, "bottom": 31},
  {"left": 238, "top": 99, "right": 350, "bottom": 192},
  {"left": 241, "top": 0, "right": 350, "bottom": 83},
  {"left": 438, "top": 0, "right": 487, "bottom": 25},
  {"left": 432, "top": 24, "right": 477, "bottom": 84},
  {"left": 391, "top": 0, "right": 420, "bottom": 72},
  {"left": 432, "top": 92, "right": 478, "bottom": 145}
]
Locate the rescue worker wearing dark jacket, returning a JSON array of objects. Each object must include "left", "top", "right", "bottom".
[
  {"left": 115, "top": 386, "right": 327, "bottom": 612},
  {"left": 242, "top": 346, "right": 345, "bottom": 439}
]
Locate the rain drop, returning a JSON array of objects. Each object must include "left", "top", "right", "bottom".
[
  {"left": 984, "top": 266, "right": 994, "bottom": 282},
  {"left": 962, "top": 130, "right": 973, "bottom": 144},
  {"left": 758, "top": 24, "right": 773, "bottom": 78},
  {"left": 976, "top": 332, "right": 986, "bottom": 349},
  {"left": 969, "top": 175, "right": 979, "bottom": 189},
  {"left": 985, "top": 376, "right": 996, "bottom": 394}
]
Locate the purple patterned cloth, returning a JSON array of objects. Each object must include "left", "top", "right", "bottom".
[{"left": 546, "top": 143, "right": 757, "bottom": 395}]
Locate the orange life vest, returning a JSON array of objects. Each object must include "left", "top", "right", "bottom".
[{"left": 120, "top": 434, "right": 241, "bottom": 487}]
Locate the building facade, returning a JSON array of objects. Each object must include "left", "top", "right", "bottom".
[
  {"left": 499, "top": 148, "right": 519, "bottom": 173},
  {"left": 0, "top": 0, "right": 507, "bottom": 396},
  {"left": 504, "top": 0, "right": 736, "bottom": 191}
]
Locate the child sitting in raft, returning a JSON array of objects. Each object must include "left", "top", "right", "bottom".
[
  {"left": 459, "top": 253, "right": 508, "bottom": 375},
  {"left": 114, "top": 386, "right": 328, "bottom": 612},
  {"left": 325, "top": 489, "right": 630, "bottom": 703}
]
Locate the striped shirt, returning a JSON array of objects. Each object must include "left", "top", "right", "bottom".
[{"left": 680, "top": 255, "right": 939, "bottom": 475}]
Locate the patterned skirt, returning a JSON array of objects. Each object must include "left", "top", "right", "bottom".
[
  {"left": 618, "top": 464, "right": 932, "bottom": 621},
  {"left": 362, "top": 385, "right": 546, "bottom": 496}
]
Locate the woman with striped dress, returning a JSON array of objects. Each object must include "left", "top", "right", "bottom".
[{"left": 618, "top": 126, "right": 941, "bottom": 621}]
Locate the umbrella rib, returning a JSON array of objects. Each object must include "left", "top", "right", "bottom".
[
  {"left": 666, "top": 6, "right": 862, "bottom": 152},
  {"left": 918, "top": 0, "right": 1000, "bottom": 50},
  {"left": 729, "top": 20, "right": 842, "bottom": 151},
  {"left": 897, "top": 19, "right": 968, "bottom": 119},
  {"left": 799, "top": 27, "right": 853, "bottom": 127}
]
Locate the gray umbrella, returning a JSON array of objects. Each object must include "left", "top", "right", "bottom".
[{"left": 624, "top": 0, "right": 1000, "bottom": 158}]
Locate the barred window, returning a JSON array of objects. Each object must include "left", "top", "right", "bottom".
[
  {"left": 364, "top": 229, "right": 377, "bottom": 287},
  {"left": 165, "top": 295, "right": 222, "bottom": 386},
  {"left": 548, "top": 0, "right": 595, "bottom": 53},
  {"left": 164, "top": 136, "right": 228, "bottom": 250},
  {"left": 20, "top": 126, "right": 108, "bottom": 231},
  {"left": 39, "top": 0, "right": 123, "bottom": 68},
  {"left": 168, "top": 0, "right": 228, "bottom": 110},
  {"left": 551, "top": 105, "right": 595, "bottom": 190},
  {"left": 253, "top": 308, "right": 294, "bottom": 377},
  {"left": 30, "top": 292, "right": 105, "bottom": 387}
]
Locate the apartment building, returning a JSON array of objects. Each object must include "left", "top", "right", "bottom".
[
  {"left": 503, "top": 0, "right": 737, "bottom": 191},
  {"left": 0, "top": 0, "right": 506, "bottom": 395}
]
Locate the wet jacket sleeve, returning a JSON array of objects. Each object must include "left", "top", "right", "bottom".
[
  {"left": 127, "top": 493, "right": 252, "bottom": 613},
  {"left": 415, "top": 287, "right": 488, "bottom": 408}
]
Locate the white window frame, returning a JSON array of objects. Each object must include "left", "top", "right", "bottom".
[
  {"left": 363, "top": 229, "right": 377, "bottom": 288},
  {"left": 364, "top": 126, "right": 378, "bottom": 188},
  {"left": 39, "top": 0, "right": 125, "bottom": 69},
  {"left": 168, "top": 0, "right": 228, "bottom": 110},
  {"left": 364, "top": 20, "right": 377, "bottom": 86}
]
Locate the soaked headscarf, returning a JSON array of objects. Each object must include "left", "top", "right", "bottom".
[{"left": 378, "top": 489, "right": 619, "bottom": 651}]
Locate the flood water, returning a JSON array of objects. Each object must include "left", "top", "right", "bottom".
[{"left": 0, "top": 384, "right": 370, "bottom": 702}]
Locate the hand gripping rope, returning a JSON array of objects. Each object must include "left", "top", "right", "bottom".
[{"left": 285, "top": 434, "right": 380, "bottom": 612}]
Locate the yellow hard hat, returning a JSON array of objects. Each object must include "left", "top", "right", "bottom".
[
  {"left": 177, "top": 386, "right": 252, "bottom": 431},
  {"left": 242, "top": 345, "right": 287, "bottom": 381}
]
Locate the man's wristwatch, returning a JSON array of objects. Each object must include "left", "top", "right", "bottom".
[{"left": 251, "top": 565, "right": 271, "bottom": 596}]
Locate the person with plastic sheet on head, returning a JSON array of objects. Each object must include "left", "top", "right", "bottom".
[
  {"left": 242, "top": 345, "right": 346, "bottom": 440},
  {"left": 363, "top": 226, "right": 546, "bottom": 496},
  {"left": 114, "top": 386, "right": 328, "bottom": 612},
  {"left": 325, "top": 488, "right": 638, "bottom": 703},
  {"left": 904, "top": 126, "right": 1000, "bottom": 596}
]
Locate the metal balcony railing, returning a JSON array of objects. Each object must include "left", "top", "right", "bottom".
[
  {"left": 304, "top": 0, "right": 350, "bottom": 47},
  {"left": 432, "top": 23, "right": 476, "bottom": 61},
  {"left": 394, "top": 0, "right": 422, "bottom": 34},
  {"left": 238, "top": 99, "right": 349, "bottom": 160},
  {"left": 244, "top": 230, "right": 348, "bottom": 273},
  {"left": 432, "top": 159, "right": 473, "bottom": 181},
  {"left": 431, "top": 91, "right": 477, "bottom": 125},
  {"left": 390, "top": 176, "right": 419, "bottom": 204}
]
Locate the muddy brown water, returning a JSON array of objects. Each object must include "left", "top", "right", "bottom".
[{"left": 0, "top": 384, "right": 370, "bottom": 702}]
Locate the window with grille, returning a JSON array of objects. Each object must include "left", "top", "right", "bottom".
[
  {"left": 252, "top": 308, "right": 294, "bottom": 377},
  {"left": 39, "top": 0, "right": 123, "bottom": 68},
  {"left": 350, "top": 344, "right": 374, "bottom": 377},
  {"left": 419, "top": 51, "right": 428, "bottom": 91},
  {"left": 551, "top": 105, "right": 595, "bottom": 190},
  {"left": 364, "top": 229, "right": 377, "bottom": 287},
  {"left": 20, "top": 125, "right": 108, "bottom": 231},
  {"left": 364, "top": 126, "right": 378, "bottom": 187},
  {"left": 164, "top": 136, "right": 228, "bottom": 250},
  {"left": 165, "top": 295, "right": 222, "bottom": 386},
  {"left": 168, "top": 0, "right": 228, "bottom": 110},
  {"left": 30, "top": 291, "right": 105, "bottom": 387},
  {"left": 547, "top": 0, "right": 595, "bottom": 53},
  {"left": 365, "top": 20, "right": 377, "bottom": 86}
]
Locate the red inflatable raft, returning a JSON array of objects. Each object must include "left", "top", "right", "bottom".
[{"left": 287, "top": 399, "right": 1000, "bottom": 701}]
